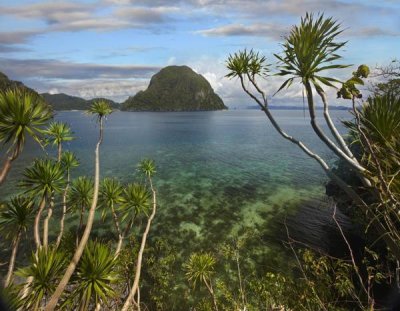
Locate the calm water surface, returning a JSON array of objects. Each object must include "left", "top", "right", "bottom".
[{"left": 0, "top": 109, "right": 351, "bottom": 249}]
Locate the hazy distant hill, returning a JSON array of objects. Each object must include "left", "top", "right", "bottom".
[
  {"left": 41, "top": 93, "right": 120, "bottom": 110},
  {"left": 122, "top": 65, "right": 227, "bottom": 111}
]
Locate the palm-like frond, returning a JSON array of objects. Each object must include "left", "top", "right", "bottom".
[
  {"left": 137, "top": 158, "right": 156, "bottom": 178},
  {"left": 0, "top": 195, "right": 34, "bottom": 240},
  {"left": 119, "top": 183, "right": 150, "bottom": 221},
  {"left": 61, "top": 151, "right": 80, "bottom": 171},
  {"left": 67, "top": 241, "right": 119, "bottom": 310},
  {"left": 17, "top": 248, "right": 67, "bottom": 310},
  {"left": 183, "top": 252, "right": 216, "bottom": 289},
  {"left": 99, "top": 177, "right": 123, "bottom": 220},
  {"left": 226, "top": 49, "right": 270, "bottom": 79},
  {"left": 68, "top": 176, "right": 94, "bottom": 212},
  {"left": 0, "top": 89, "right": 53, "bottom": 151},
  {"left": 87, "top": 100, "right": 113, "bottom": 121},
  {"left": 44, "top": 121, "right": 74, "bottom": 146},
  {"left": 275, "top": 13, "right": 349, "bottom": 93},
  {"left": 21, "top": 159, "right": 65, "bottom": 196}
]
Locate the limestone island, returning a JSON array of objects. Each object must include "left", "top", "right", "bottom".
[{"left": 121, "top": 65, "right": 227, "bottom": 111}]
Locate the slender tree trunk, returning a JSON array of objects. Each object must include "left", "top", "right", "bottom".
[
  {"left": 116, "top": 218, "right": 134, "bottom": 258},
  {"left": 34, "top": 196, "right": 46, "bottom": 250},
  {"left": 304, "top": 82, "right": 366, "bottom": 173},
  {"left": 0, "top": 147, "right": 19, "bottom": 186},
  {"left": 236, "top": 252, "right": 246, "bottom": 309},
  {"left": 56, "top": 170, "right": 70, "bottom": 248},
  {"left": 76, "top": 205, "right": 85, "bottom": 246},
  {"left": 111, "top": 202, "right": 123, "bottom": 257},
  {"left": 203, "top": 276, "right": 218, "bottom": 311},
  {"left": 43, "top": 194, "right": 54, "bottom": 249},
  {"left": 121, "top": 178, "right": 157, "bottom": 311},
  {"left": 44, "top": 118, "right": 104, "bottom": 311},
  {"left": 57, "top": 143, "right": 62, "bottom": 162},
  {"left": 3, "top": 230, "right": 21, "bottom": 288},
  {"left": 241, "top": 75, "right": 400, "bottom": 260}
]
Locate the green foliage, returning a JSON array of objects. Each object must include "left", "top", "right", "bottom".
[
  {"left": 87, "top": 100, "right": 113, "bottom": 121},
  {"left": 275, "top": 13, "right": 349, "bottom": 93},
  {"left": 68, "top": 176, "right": 94, "bottom": 212},
  {"left": 137, "top": 158, "right": 156, "bottom": 178},
  {"left": 41, "top": 93, "right": 120, "bottom": 111},
  {"left": 66, "top": 241, "right": 119, "bottom": 310},
  {"left": 184, "top": 252, "right": 216, "bottom": 289},
  {"left": 0, "top": 195, "right": 34, "bottom": 240},
  {"left": 119, "top": 183, "right": 151, "bottom": 220},
  {"left": 60, "top": 151, "right": 80, "bottom": 171},
  {"left": 99, "top": 177, "right": 123, "bottom": 220},
  {"left": 337, "top": 64, "right": 370, "bottom": 99},
  {"left": 44, "top": 121, "right": 74, "bottom": 147},
  {"left": 121, "top": 65, "right": 226, "bottom": 111},
  {"left": 0, "top": 88, "right": 53, "bottom": 151},
  {"left": 226, "top": 49, "right": 269, "bottom": 79},
  {"left": 17, "top": 248, "right": 68, "bottom": 310},
  {"left": 21, "top": 158, "right": 65, "bottom": 196}
]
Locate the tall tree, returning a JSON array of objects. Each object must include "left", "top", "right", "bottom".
[
  {"left": 44, "top": 121, "right": 74, "bottom": 162},
  {"left": 44, "top": 100, "right": 112, "bottom": 311},
  {"left": 21, "top": 159, "right": 65, "bottom": 250},
  {"left": 98, "top": 177, "right": 124, "bottom": 256},
  {"left": 184, "top": 252, "right": 219, "bottom": 311},
  {"left": 225, "top": 13, "right": 400, "bottom": 260},
  {"left": 0, "top": 196, "right": 34, "bottom": 288},
  {"left": 68, "top": 176, "right": 94, "bottom": 245},
  {"left": 122, "top": 159, "right": 157, "bottom": 311},
  {"left": 0, "top": 89, "right": 52, "bottom": 185},
  {"left": 56, "top": 151, "right": 79, "bottom": 248}
]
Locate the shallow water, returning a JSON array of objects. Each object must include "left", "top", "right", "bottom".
[{"left": 0, "top": 108, "right": 351, "bottom": 252}]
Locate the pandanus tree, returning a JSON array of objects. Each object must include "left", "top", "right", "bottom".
[
  {"left": 21, "top": 159, "right": 65, "bottom": 250},
  {"left": 122, "top": 159, "right": 157, "bottom": 311},
  {"left": 0, "top": 89, "right": 52, "bottom": 185},
  {"left": 66, "top": 241, "right": 119, "bottom": 311},
  {"left": 44, "top": 121, "right": 74, "bottom": 161},
  {"left": 98, "top": 178, "right": 123, "bottom": 256},
  {"left": 184, "top": 252, "right": 219, "bottom": 311},
  {"left": 17, "top": 248, "right": 67, "bottom": 311},
  {"left": 225, "top": 13, "right": 400, "bottom": 260},
  {"left": 45, "top": 100, "right": 112, "bottom": 311},
  {"left": 56, "top": 151, "right": 79, "bottom": 248},
  {"left": 68, "top": 176, "right": 94, "bottom": 245},
  {"left": 0, "top": 196, "right": 34, "bottom": 288}
]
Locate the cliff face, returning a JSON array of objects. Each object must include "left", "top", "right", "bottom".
[{"left": 122, "top": 65, "right": 227, "bottom": 111}]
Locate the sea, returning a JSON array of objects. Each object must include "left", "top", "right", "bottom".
[{"left": 0, "top": 108, "right": 353, "bottom": 271}]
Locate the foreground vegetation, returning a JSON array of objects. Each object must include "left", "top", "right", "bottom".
[{"left": 0, "top": 12, "right": 399, "bottom": 311}]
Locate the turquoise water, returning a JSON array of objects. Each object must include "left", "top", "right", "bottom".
[
  {"left": 0, "top": 109, "right": 350, "bottom": 245},
  {"left": 0, "top": 108, "right": 352, "bottom": 306}
]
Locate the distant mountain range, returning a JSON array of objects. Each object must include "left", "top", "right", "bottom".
[
  {"left": 40, "top": 93, "right": 120, "bottom": 111},
  {"left": 245, "top": 105, "right": 350, "bottom": 110}
]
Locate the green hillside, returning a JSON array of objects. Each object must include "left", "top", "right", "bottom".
[{"left": 122, "top": 65, "right": 227, "bottom": 111}]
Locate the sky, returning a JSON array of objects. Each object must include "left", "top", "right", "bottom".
[{"left": 1, "top": 0, "right": 399, "bottom": 107}]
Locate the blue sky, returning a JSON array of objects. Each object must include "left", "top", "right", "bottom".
[{"left": 0, "top": 0, "right": 399, "bottom": 107}]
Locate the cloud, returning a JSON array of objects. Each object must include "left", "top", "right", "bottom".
[
  {"left": 0, "top": 31, "right": 43, "bottom": 44},
  {"left": 0, "top": 1, "right": 176, "bottom": 35},
  {"left": 347, "top": 27, "right": 400, "bottom": 37},
  {"left": 0, "top": 44, "right": 30, "bottom": 53},
  {"left": 197, "top": 23, "right": 289, "bottom": 39},
  {"left": 0, "top": 58, "right": 160, "bottom": 80}
]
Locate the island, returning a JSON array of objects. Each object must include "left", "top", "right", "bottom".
[
  {"left": 121, "top": 65, "right": 227, "bottom": 111},
  {"left": 41, "top": 93, "right": 120, "bottom": 111}
]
